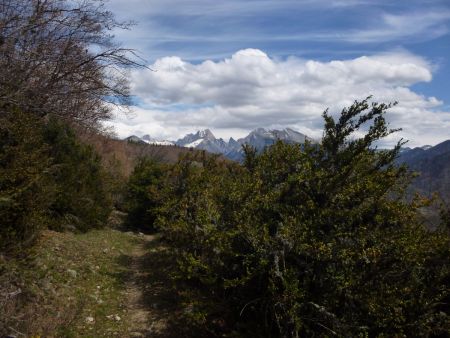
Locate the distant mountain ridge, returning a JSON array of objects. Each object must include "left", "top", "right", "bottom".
[
  {"left": 223, "top": 127, "right": 314, "bottom": 161},
  {"left": 125, "top": 134, "right": 174, "bottom": 146},
  {"left": 396, "top": 140, "right": 450, "bottom": 204},
  {"left": 126, "top": 127, "right": 315, "bottom": 161}
]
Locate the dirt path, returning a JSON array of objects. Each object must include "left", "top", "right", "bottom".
[
  {"left": 122, "top": 233, "right": 185, "bottom": 338},
  {"left": 123, "top": 234, "right": 164, "bottom": 337}
]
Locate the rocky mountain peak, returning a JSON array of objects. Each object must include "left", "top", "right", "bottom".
[{"left": 197, "top": 129, "right": 215, "bottom": 140}]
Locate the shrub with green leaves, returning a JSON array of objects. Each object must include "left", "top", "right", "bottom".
[
  {"left": 0, "top": 112, "right": 114, "bottom": 251},
  {"left": 124, "top": 158, "right": 168, "bottom": 231},
  {"left": 43, "top": 118, "right": 112, "bottom": 232},
  {"left": 0, "top": 109, "right": 54, "bottom": 252},
  {"left": 158, "top": 99, "right": 450, "bottom": 337}
]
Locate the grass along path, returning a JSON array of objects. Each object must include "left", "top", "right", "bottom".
[{"left": 0, "top": 227, "right": 185, "bottom": 337}]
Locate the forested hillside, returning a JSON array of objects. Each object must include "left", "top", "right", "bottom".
[{"left": 1, "top": 0, "right": 449, "bottom": 337}]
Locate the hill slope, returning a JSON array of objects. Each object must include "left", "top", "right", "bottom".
[
  {"left": 397, "top": 140, "right": 450, "bottom": 203},
  {"left": 80, "top": 131, "right": 220, "bottom": 178}
]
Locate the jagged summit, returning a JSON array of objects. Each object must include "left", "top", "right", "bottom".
[
  {"left": 197, "top": 129, "right": 215, "bottom": 140},
  {"left": 175, "top": 129, "right": 216, "bottom": 147}
]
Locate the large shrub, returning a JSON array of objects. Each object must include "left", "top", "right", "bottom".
[
  {"left": 0, "top": 108, "right": 53, "bottom": 252},
  {"left": 43, "top": 118, "right": 113, "bottom": 232},
  {"left": 124, "top": 158, "right": 169, "bottom": 231},
  {"left": 0, "top": 112, "right": 114, "bottom": 252},
  {"left": 158, "top": 99, "right": 450, "bottom": 337}
]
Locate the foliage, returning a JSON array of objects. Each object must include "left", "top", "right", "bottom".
[
  {"left": 124, "top": 158, "right": 169, "bottom": 231},
  {"left": 157, "top": 99, "right": 450, "bottom": 337},
  {"left": 43, "top": 118, "right": 112, "bottom": 232},
  {"left": 0, "top": 109, "right": 114, "bottom": 252},
  {"left": 0, "top": 108, "right": 53, "bottom": 252}
]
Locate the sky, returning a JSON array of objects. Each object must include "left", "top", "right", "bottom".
[{"left": 105, "top": 0, "right": 450, "bottom": 146}]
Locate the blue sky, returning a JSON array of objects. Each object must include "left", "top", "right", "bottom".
[{"left": 106, "top": 0, "right": 450, "bottom": 146}]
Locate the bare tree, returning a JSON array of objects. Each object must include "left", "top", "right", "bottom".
[{"left": 0, "top": 0, "right": 144, "bottom": 128}]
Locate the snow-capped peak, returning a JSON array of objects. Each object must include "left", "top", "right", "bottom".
[{"left": 184, "top": 139, "right": 205, "bottom": 148}]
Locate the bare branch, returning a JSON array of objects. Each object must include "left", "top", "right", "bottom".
[{"left": 0, "top": 0, "right": 145, "bottom": 127}]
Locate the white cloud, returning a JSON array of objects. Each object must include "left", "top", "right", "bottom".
[{"left": 109, "top": 49, "right": 450, "bottom": 146}]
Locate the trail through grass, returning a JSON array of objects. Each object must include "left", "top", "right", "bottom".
[
  {"left": 1, "top": 220, "right": 220, "bottom": 338},
  {"left": 1, "top": 228, "right": 176, "bottom": 337}
]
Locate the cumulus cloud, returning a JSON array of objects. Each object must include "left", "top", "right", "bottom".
[{"left": 109, "top": 49, "right": 450, "bottom": 146}]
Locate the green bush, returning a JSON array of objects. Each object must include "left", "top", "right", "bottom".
[
  {"left": 0, "top": 111, "right": 114, "bottom": 253},
  {"left": 124, "top": 158, "right": 168, "bottom": 231},
  {"left": 0, "top": 109, "right": 54, "bottom": 252},
  {"left": 158, "top": 99, "right": 450, "bottom": 337},
  {"left": 43, "top": 118, "right": 113, "bottom": 232}
]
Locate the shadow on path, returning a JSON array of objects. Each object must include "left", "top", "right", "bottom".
[{"left": 117, "top": 234, "right": 212, "bottom": 338}]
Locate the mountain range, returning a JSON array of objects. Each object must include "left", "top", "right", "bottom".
[{"left": 126, "top": 127, "right": 314, "bottom": 161}]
